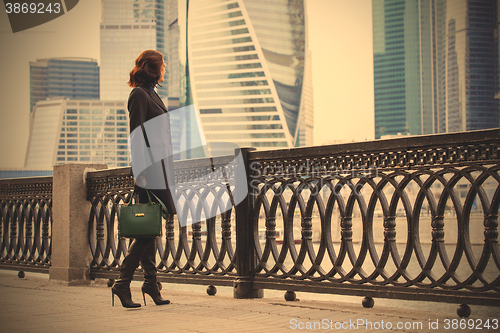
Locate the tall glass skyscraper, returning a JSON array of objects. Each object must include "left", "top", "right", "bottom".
[
  {"left": 373, "top": 0, "right": 499, "bottom": 139},
  {"left": 167, "top": 0, "right": 313, "bottom": 148},
  {"left": 30, "top": 57, "right": 100, "bottom": 113},
  {"left": 100, "top": 0, "right": 166, "bottom": 100}
]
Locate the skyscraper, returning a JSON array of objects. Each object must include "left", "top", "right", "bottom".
[
  {"left": 166, "top": 0, "right": 313, "bottom": 148},
  {"left": 29, "top": 57, "right": 100, "bottom": 113},
  {"left": 439, "top": 0, "right": 498, "bottom": 133},
  {"left": 373, "top": 0, "right": 499, "bottom": 139},
  {"left": 100, "top": 0, "right": 166, "bottom": 100},
  {"left": 24, "top": 99, "right": 129, "bottom": 169}
]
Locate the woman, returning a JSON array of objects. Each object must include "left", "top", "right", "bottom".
[{"left": 112, "top": 50, "right": 176, "bottom": 308}]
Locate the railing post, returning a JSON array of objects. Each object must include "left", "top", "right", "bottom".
[
  {"left": 233, "top": 147, "right": 262, "bottom": 298},
  {"left": 49, "top": 163, "right": 107, "bottom": 285}
]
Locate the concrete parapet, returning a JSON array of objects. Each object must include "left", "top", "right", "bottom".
[{"left": 49, "top": 163, "right": 107, "bottom": 285}]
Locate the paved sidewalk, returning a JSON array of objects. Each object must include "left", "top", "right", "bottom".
[{"left": 0, "top": 270, "right": 498, "bottom": 333}]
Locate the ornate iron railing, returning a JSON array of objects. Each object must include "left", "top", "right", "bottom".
[
  {"left": 248, "top": 129, "right": 500, "bottom": 306},
  {"left": 87, "top": 156, "right": 238, "bottom": 286},
  {"left": 0, "top": 177, "right": 53, "bottom": 273},
  {"left": 86, "top": 129, "right": 500, "bottom": 307}
]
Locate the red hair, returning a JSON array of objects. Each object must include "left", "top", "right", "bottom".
[{"left": 128, "top": 50, "right": 164, "bottom": 87}]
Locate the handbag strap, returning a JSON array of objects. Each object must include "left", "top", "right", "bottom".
[
  {"left": 125, "top": 189, "right": 169, "bottom": 219},
  {"left": 126, "top": 188, "right": 153, "bottom": 205},
  {"left": 132, "top": 94, "right": 169, "bottom": 218},
  {"left": 147, "top": 190, "right": 170, "bottom": 219}
]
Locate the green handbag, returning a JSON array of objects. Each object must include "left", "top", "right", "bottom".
[{"left": 118, "top": 189, "right": 168, "bottom": 238}]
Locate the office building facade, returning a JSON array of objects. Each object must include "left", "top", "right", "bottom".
[
  {"left": 166, "top": 0, "right": 313, "bottom": 148},
  {"left": 29, "top": 57, "right": 100, "bottom": 113},
  {"left": 373, "top": 0, "right": 499, "bottom": 139},
  {"left": 100, "top": 0, "right": 166, "bottom": 100},
  {"left": 24, "top": 99, "right": 129, "bottom": 169}
]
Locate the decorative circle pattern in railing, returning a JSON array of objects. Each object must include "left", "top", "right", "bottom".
[
  {"left": 251, "top": 165, "right": 500, "bottom": 292},
  {"left": 247, "top": 130, "right": 500, "bottom": 305},
  {"left": 87, "top": 165, "right": 238, "bottom": 283},
  {"left": 86, "top": 130, "right": 500, "bottom": 306},
  {"left": 0, "top": 177, "right": 53, "bottom": 272}
]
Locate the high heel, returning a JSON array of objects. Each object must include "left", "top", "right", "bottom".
[
  {"left": 142, "top": 278, "right": 170, "bottom": 305},
  {"left": 111, "top": 282, "right": 141, "bottom": 308}
]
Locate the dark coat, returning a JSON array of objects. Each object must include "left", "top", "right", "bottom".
[{"left": 128, "top": 85, "right": 177, "bottom": 214}]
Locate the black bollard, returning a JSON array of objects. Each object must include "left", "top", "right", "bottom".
[
  {"left": 457, "top": 304, "right": 471, "bottom": 318},
  {"left": 284, "top": 291, "right": 296, "bottom": 301},
  {"left": 207, "top": 285, "right": 217, "bottom": 296},
  {"left": 362, "top": 297, "right": 374, "bottom": 308}
]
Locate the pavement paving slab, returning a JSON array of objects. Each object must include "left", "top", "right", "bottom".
[{"left": 0, "top": 269, "right": 499, "bottom": 333}]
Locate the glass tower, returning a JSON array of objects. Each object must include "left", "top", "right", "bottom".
[
  {"left": 29, "top": 58, "right": 100, "bottom": 114},
  {"left": 373, "top": 0, "right": 499, "bottom": 139},
  {"left": 167, "top": 0, "right": 313, "bottom": 148},
  {"left": 439, "top": 0, "right": 498, "bottom": 133},
  {"left": 100, "top": 0, "right": 166, "bottom": 100},
  {"left": 24, "top": 99, "right": 129, "bottom": 169}
]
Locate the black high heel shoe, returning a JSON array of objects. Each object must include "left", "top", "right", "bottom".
[
  {"left": 142, "top": 279, "right": 170, "bottom": 305},
  {"left": 111, "top": 283, "right": 141, "bottom": 308}
]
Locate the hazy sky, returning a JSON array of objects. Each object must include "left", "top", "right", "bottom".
[{"left": 0, "top": 0, "right": 374, "bottom": 168}]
